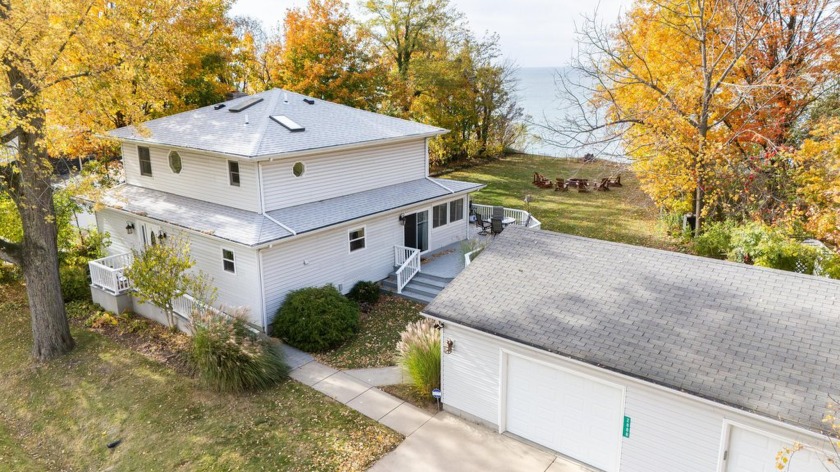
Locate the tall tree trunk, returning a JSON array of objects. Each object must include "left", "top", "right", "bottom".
[
  {"left": 6, "top": 64, "right": 75, "bottom": 361},
  {"left": 19, "top": 124, "right": 75, "bottom": 361}
]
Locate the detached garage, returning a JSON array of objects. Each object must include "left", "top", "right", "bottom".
[{"left": 425, "top": 226, "right": 840, "bottom": 472}]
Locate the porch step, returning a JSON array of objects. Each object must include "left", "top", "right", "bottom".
[{"left": 381, "top": 272, "right": 454, "bottom": 305}]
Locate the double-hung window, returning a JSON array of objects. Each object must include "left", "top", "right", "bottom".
[
  {"left": 449, "top": 199, "right": 464, "bottom": 223},
  {"left": 228, "top": 161, "right": 240, "bottom": 186},
  {"left": 222, "top": 249, "right": 236, "bottom": 273},
  {"left": 349, "top": 227, "right": 366, "bottom": 252},
  {"left": 138, "top": 146, "right": 152, "bottom": 176},
  {"left": 432, "top": 203, "right": 448, "bottom": 228}
]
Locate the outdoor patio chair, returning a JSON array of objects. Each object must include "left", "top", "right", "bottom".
[
  {"left": 492, "top": 206, "right": 505, "bottom": 219},
  {"left": 491, "top": 217, "right": 504, "bottom": 236},
  {"left": 475, "top": 216, "right": 491, "bottom": 235},
  {"left": 596, "top": 178, "right": 610, "bottom": 191},
  {"left": 609, "top": 175, "right": 622, "bottom": 187},
  {"left": 555, "top": 178, "right": 568, "bottom": 192}
]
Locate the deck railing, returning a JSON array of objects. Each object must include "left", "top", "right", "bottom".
[
  {"left": 394, "top": 245, "right": 421, "bottom": 293},
  {"left": 472, "top": 204, "right": 541, "bottom": 230},
  {"left": 89, "top": 253, "right": 133, "bottom": 295}
]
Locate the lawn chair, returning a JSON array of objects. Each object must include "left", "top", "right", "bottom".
[
  {"left": 555, "top": 178, "right": 568, "bottom": 192},
  {"left": 608, "top": 175, "right": 622, "bottom": 187},
  {"left": 492, "top": 206, "right": 505, "bottom": 219},
  {"left": 491, "top": 217, "right": 504, "bottom": 236},
  {"left": 475, "top": 216, "right": 491, "bottom": 235},
  {"left": 596, "top": 178, "right": 611, "bottom": 191},
  {"left": 533, "top": 172, "right": 552, "bottom": 188}
]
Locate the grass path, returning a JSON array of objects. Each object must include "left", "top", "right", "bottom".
[
  {"left": 442, "top": 154, "right": 676, "bottom": 250},
  {"left": 0, "top": 284, "right": 400, "bottom": 471}
]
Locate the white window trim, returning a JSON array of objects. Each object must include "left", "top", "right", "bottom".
[
  {"left": 228, "top": 160, "right": 240, "bottom": 187},
  {"left": 138, "top": 146, "right": 153, "bottom": 177},
  {"left": 221, "top": 248, "right": 236, "bottom": 274},
  {"left": 432, "top": 202, "right": 448, "bottom": 228},
  {"left": 168, "top": 150, "right": 182, "bottom": 174},
  {"left": 348, "top": 225, "right": 366, "bottom": 254},
  {"left": 449, "top": 198, "right": 464, "bottom": 223}
]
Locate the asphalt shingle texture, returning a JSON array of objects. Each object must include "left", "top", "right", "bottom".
[
  {"left": 99, "top": 177, "right": 481, "bottom": 246},
  {"left": 268, "top": 178, "right": 482, "bottom": 234},
  {"left": 108, "top": 89, "right": 445, "bottom": 157},
  {"left": 425, "top": 225, "right": 840, "bottom": 434},
  {"left": 99, "top": 185, "right": 291, "bottom": 246}
]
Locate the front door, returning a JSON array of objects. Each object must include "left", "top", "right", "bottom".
[
  {"left": 403, "top": 211, "right": 428, "bottom": 252},
  {"left": 141, "top": 223, "right": 161, "bottom": 248}
]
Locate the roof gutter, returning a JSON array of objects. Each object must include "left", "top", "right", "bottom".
[
  {"left": 102, "top": 131, "right": 448, "bottom": 163},
  {"left": 253, "top": 186, "right": 481, "bottom": 250},
  {"left": 424, "top": 315, "right": 834, "bottom": 441},
  {"left": 264, "top": 213, "right": 296, "bottom": 236}
]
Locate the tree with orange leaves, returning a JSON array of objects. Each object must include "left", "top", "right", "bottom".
[
  {"left": 270, "top": 0, "right": 387, "bottom": 110},
  {"left": 547, "top": 0, "right": 839, "bottom": 233}
]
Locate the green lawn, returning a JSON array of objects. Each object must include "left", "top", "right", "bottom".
[
  {"left": 316, "top": 296, "right": 423, "bottom": 370},
  {"left": 442, "top": 154, "right": 676, "bottom": 250},
  {"left": 0, "top": 284, "right": 400, "bottom": 471}
]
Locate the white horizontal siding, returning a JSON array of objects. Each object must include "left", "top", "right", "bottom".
[
  {"left": 261, "top": 211, "right": 404, "bottom": 323},
  {"left": 96, "top": 209, "right": 263, "bottom": 327},
  {"left": 97, "top": 209, "right": 144, "bottom": 255},
  {"left": 122, "top": 143, "right": 259, "bottom": 211},
  {"left": 440, "top": 325, "right": 829, "bottom": 472},
  {"left": 261, "top": 140, "right": 427, "bottom": 210},
  {"left": 441, "top": 324, "right": 500, "bottom": 424}
]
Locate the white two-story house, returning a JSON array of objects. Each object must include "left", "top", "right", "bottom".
[{"left": 88, "top": 89, "right": 487, "bottom": 331}]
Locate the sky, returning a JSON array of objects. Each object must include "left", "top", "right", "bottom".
[{"left": 229, "top": 0, "right": 632, "bottom": 68}]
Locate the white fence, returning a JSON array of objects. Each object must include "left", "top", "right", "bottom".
[
  {"left": 472, "top": 204, "right": 541, "bottom": 229},
  {"left": 394, "top": 245, "right": 421, "bottom": 293},
  {"left": 89, "top": 253, "right": 133, "bottom": 295}
]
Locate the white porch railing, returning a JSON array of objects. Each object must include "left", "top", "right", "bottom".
[
  {"left": 472, "top": 203, "right": 541, "bottom": 229},
  {"left": 394, "top": 245, "right": 421, "bottom": 294},
  {"left": 89, "top": 253, "right": 133, "bottom": 295}
]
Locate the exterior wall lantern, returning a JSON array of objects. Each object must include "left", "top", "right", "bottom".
[
  {"left": 125, "top": 222, "right": 135, "bottom": 234},
  {"left": 399, "top": 213, "right": 406, "bottom": 225},
  {"left": 444, "top": 338, "right": 454, "bottom": 354}
]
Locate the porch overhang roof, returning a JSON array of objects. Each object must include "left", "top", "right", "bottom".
[{"left": 95, "top": 178, "right": 483, "bottom": 247}]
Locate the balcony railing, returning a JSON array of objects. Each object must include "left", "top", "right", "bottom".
[
  {"left": 89, "top": 253, "right": 133, "bottom": 295},
  {"left": 472, "top": 204, "right": 541, "bottom": 229}
]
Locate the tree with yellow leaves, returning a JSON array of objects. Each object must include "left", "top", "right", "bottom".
[
  {"left": 0, "top": 0, "right": 233, "bottom": 361},
  {"left": 548, "top": 0, "right": 839, "bottom": 233}
]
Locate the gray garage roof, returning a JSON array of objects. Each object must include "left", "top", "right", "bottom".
[
  {"left": 425, "top": 225, "right": 840, "bottom": 434},
  {"left": 98, "top": 177, "right": 481, "bottom": 246},
  {"left": 107, "top": 89, "right": 446, "bottom": 158}
]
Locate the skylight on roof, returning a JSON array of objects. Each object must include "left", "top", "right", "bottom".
[
  {"left": 270, "top": 115, "right": 305, "bottom": 132},
  {"left": 228, "top": 97, "right": 263, "bottom": 113}
]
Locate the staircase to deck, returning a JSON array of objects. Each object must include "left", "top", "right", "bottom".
[{"left": 381, "top": 272, "right": 453, "bottom": 305}]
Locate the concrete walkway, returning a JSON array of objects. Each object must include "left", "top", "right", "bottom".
[{"left": 281, "top": 344, "right": 588, "bottom": 471}]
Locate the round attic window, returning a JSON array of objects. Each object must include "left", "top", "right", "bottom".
[
  {"left": 293, "top": 162, "right": 305, "bottom": 177},
  {"left": 168, "top": 151, "right": 182, "bottom": 174}
]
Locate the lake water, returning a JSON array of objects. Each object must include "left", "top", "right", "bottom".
[{"left": 514, "top": 66, "right": 624, "bottom": 160}]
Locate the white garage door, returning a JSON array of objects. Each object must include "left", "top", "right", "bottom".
[
  {"left": 726, "top": 426, "right": 829, "bottom": 472},
  {"left": 505, "top": 355, "right": 624, "bottom": 472}
]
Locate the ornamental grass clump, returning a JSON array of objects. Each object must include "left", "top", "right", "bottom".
[
  {"left": 396, "top": 319, "right": 441, "bottom": 394},
  {"left": 191, "top": 309, "right": 288, "bottom": 393}
]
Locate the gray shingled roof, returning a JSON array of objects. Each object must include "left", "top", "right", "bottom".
[
  {"left": 425, "top": 225, "right": 840, "bottom": 434},
  {"left": 108, "top": 89, "right": 446, "bottom": 158},
  {"left": 267, "top": 178, "right": 482, "bottom": 234},
  {"left": 98, "top": 185, "right": 291, "bottom": 245},
  {"left": 98, "top": 177, "right": 481, "bottom": 246}
]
